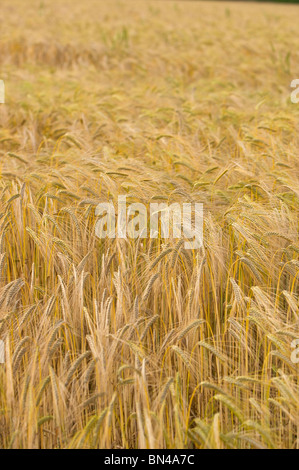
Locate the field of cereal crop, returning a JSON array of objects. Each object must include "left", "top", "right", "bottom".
[{"left": 0, "top": 0, "right": 299, "bottom": 449}]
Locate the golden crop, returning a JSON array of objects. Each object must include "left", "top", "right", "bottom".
[{"left": 0, "top": 0, "right": 298, "bottom": 449}]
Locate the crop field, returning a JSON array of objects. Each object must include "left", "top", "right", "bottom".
[{"left": 0, "top": 0, "right": 299, "bottom": 449}]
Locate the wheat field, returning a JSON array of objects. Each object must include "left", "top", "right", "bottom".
[{"left": 0, "top": 0, "right": 299, "bottom": 449}]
